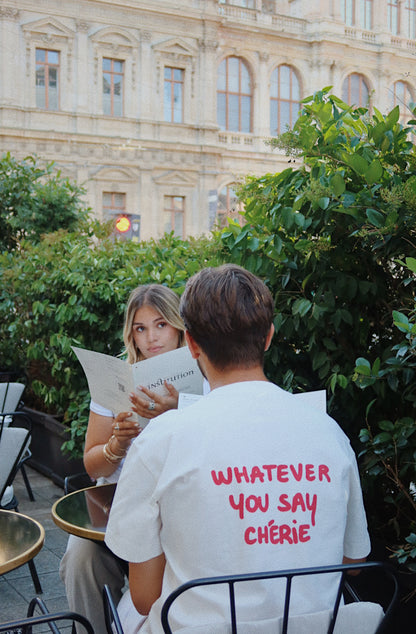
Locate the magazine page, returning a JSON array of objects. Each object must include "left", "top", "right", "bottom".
[
  {"left": 132, "top": 346, "right": 204, "bottom": 401},
  {"left": 178, "top": 392, "right": 203, "bottom": 409},
  {"left": 72, "top": 345, "right": 204, "bottom": 427},
  {"left": 72, "top": 347, "right": 134, "bottom": 415}
]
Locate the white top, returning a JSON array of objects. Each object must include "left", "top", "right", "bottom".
[
  {"left": 90, "top": 399, "right": 113, "bottom": 418},
  {"left": 106, "top": 382, "right": 370, "bottom": 634}
]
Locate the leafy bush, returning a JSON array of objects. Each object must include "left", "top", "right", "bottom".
[
  {"left": 0, "top": 153, "right": 89, "bottom": 251},
  {"left": 354, "top": 258, "right": 416, "bottom": 567},
  {"left": 220, "top": 88, "right": 416, "bottom": 560},
  {"left": 0, "top": 223, "right": 223, "bottom": 457}
]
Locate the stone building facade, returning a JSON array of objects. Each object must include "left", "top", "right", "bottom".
[{"left": 0, "top": 0, "right": 415, "bottom": 239}]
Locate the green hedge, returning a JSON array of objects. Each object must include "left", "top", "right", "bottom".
[{"left": 0, "top": 224, "right": 223, "bottom": 457}]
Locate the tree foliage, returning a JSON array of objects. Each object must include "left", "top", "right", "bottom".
[
  {"left": 354, "top": 258, "right": 416, "bottom": 567},
  {"left": 0, "top": 153, "right": 89, "bottom": 250},
  {"left": 220, "top": 88, "right": 416, "bottom": 558}
]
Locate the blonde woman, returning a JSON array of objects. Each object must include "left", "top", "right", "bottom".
[{"left": 60, "top": 284, "right": 185, "bottom": 634}]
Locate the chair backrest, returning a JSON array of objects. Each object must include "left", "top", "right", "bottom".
[
  {"left": 64, "top": 471, "right": 96, "bottom": 495},
  {"left": 0, "top": 382, "right": 25, "bottom": 414},
  {"left": 0, "top": 599, "right": 95, "bottom": 633},
  {"left": 103, "top": 584, "right": 124, "bottom": 634},
  {"left": 161, "top": 562, "right": 399, "bottom": 634},
  {"left": 0, "top": 411, "right": 32, "bottom": 502}
]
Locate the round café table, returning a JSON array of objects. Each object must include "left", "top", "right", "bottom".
[
  {"left": 0, "top": 509, "right": 45, "bottom": 576},
  {"left": 51, "top": 483, "right": 116, "bottom": 542}
]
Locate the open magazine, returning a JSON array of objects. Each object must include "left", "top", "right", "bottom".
[{"left": 72, "top": 345, "right": 204, "bottom": 427}]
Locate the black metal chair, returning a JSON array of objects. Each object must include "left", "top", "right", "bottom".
[
  {"left": 0, "top": 410, "right": 42, "bottom": 593},
  {"left": 64, "top": 471, "right": 96, "bottom": 495},
  {"left": 160, "top": 561, "right": 399, "bottom": 634},
  {"left": 0, "top": 411, "right": 32, "bottom": 511},
  {"left": 103, "top": 584, "right": 125, "bottom": 634},
  {"left": 0, "top": 595, "right": 95, "bottom": 633},
  {"left": 0, "top": 378, "right": 35, "bottom": 501}
]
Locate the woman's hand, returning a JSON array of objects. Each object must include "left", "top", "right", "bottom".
[
  {"left": 111, "top": 412, "right": 142, "bottom": 453},
  {"left": 129, "top": 382, "right": 179, "bottom": 419}
]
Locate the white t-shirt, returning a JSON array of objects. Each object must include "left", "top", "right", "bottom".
[{"left": 105, "top": 382, "right": 370, "bottom": 634}]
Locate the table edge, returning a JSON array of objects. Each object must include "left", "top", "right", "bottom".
[
  {"left": 51, "top": 486, "right": 109, "bottom": 542},
  {"left": 0, "top": 510, "right": 45, "bottom": 575}
]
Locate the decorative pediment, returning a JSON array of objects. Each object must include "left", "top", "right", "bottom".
[
  {"left": 152, "top": 38, "right": 197, "bottom": 60},
  {"left": 22, "top": 17, "right": 75, "bottom": 41},
  {"left": 153, "top": 170, "right": 196, "bottom": 186},
  {"left": 93, "top": 166, "right": 138, "bottom": 182},
  {"left": 91, "top": 27, "right": 138, "bottom": 49}
]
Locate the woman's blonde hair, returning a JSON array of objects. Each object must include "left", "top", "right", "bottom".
[{"left": 123, "top": 284, "right": 185, "bottom": 363}]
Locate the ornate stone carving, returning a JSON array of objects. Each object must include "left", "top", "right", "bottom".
[
  {"left": 76, "top": 21, "right": 90, "bottom": 33},
  {"left": 198, "top": 39, "right": 218, "bottom": 51},
  {"left": 0, "top": 7, "right": 19, "bottom": 19},
  {"left": 262, "top": 0, "right": 275, "bottom": 14},
  {"left": 258, "top": 51, "right": 269, "bottom": 62}
]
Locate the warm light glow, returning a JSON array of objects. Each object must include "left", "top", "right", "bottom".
[{"left": 115, "top": 215, "right": 131, "bottom": 233}]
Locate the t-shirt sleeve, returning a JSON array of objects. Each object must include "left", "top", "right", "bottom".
[
  {"left": 105, "top": 440, "right": 163, "bottom": 563},
  {"left": 343, "top": 453, "right": 371, "bottom": 559},
  {"left": 90, "top": 399, "right": 114, "bottom": 417}
]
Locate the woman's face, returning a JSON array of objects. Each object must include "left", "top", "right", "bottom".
[{"left": 132, "top": 304, "right": 181, "bottom": 359}]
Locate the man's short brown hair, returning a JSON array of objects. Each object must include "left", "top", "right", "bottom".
[{"left": 180, "top": 264, "right": 274, "bottom": 369}]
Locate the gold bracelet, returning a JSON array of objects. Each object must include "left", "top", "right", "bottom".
[
  {"left": 108, "top": 434, "right": 127, "bottom": 458},
  {"left": 103, "top": 442, "right": 124, "bottom": 464}
]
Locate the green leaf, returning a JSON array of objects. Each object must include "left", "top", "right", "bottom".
[
  {"left": 405, "top": 257, "right": 416, "bottom": 273},
  {"left": 318, "top": 197, "right": 330, "bottom": 210},
  {"left": 378, "top": 420, "right": 394, "bottom": 431},
  {"left": 393, "top": 310, "right": 410, "bottom": 332},
  {"left": 355, "top": 357, "right": 371, "bottom": 376},
  {"left": 312, "top": 351, "right": 328, "bottom": 371},
  {"left": 348, "top": 154, "right": 369, "bottom": 175},
  {"left": 373, "top": 431, "right": 392, "bottom": 444},
  {"left": 330, "top": 173, "right": 346, "bottom": 197},
  {"left": 385, "top": 105, "right": 400, "bottom": 127},
  {"left": 292, "top": 298, "right": 312, "bottom": 317},
  {"left": 365, "top": 159, "right": 383, "bottom": 185},
  {"left": 366, "top": 208, "right": 384, "bottom": 228}
]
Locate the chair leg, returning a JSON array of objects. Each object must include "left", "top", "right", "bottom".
[
  {"left": 20, "top": 463, "right": 35, "bottom": 501},
  {"left": 28, "top": 559, "right": 42, "bottom": 594}
]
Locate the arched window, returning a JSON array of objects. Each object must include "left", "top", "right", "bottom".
[
  {"left": 390, "top": 81, "right": 413, "bottom": 124},
  {"left": 216, "top": 185, "right": 245, "bottom": 228},
  {"left": 342, "top": 73, "right": 370, "bottom": 107},
  {"left": 270, "top": 65, "right": 300, "bottom": 136},
  {"left": 217, "top": 57, "right": 252, "bottom": 133}
]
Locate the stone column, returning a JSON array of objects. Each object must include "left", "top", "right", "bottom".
[
  {"left": 75, "top": 21, "right": 90, "bottom": 113},
  {"left": 0, "top": 7, "right": 20, "bottom": 106},
  {"left": 197, "top": 35, "right": 218, "bottom": 129},
  {"left": 139, "top": 30, "right": 153, "bottom": 121},
  {"left": 256, "top": 51, "right": 270, "bottom": 139}
]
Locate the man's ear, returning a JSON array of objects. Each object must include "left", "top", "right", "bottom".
[
  {"left": 264, "top": 324, "right": 275, "bottom": 351},
  {"left": 185, "top": 331, "right": 201, "bottom": 359}
]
